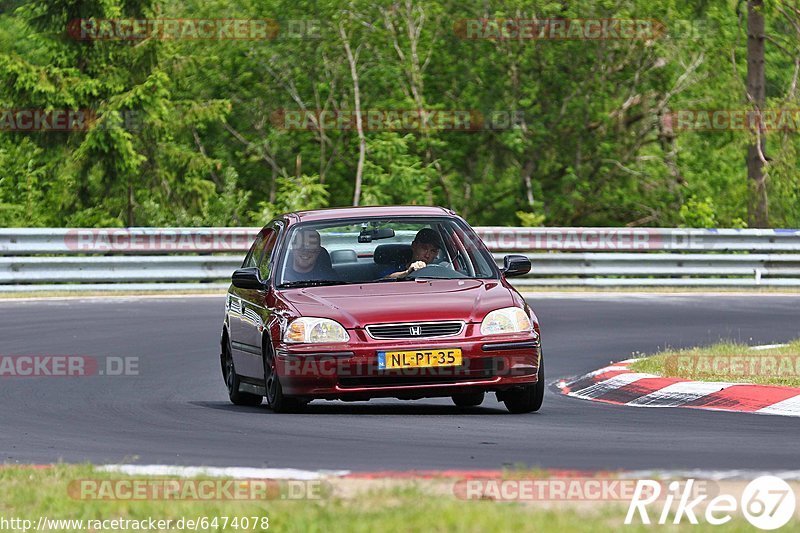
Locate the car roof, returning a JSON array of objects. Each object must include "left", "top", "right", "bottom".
[{"left": 284, "top": 205, "right": 456, "bottom": 223}]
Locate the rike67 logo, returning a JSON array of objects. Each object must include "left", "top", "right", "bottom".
[{"left": 626, "top": 476, "right": 796, "bottom": 530}]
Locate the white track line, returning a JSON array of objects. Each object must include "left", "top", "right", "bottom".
[
  {"left": 750, "top": 343, "right": 789, "bottom": 350},
  {"left": 97, "top": 464, "right": 350, "bottom": 480},
  {"left": 94, "top": 464, "right": 800, "bottom": 482},
  {"left": 622, "top": 470, "right": 800, "bottom": 481}
]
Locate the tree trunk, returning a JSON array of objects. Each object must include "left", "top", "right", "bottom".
[
  {"left": 340, "top": 24, "right": 365, "bottom": 207},
  {"left": 269, "top": 167, "right": 277, "bottom": 204},
  {"left": 127, "top": 179, "right": 134, "bottom": 227},
  {"left": 522, "top": 159, "right": 536, "bottom": 208},
  {"left": 746, "top": 0, "right": 768, "bottom": 227}
]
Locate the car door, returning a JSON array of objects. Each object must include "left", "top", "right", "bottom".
[
  {"left": 229, "top": 226, "right": 276, "bottom": 378},
  {"left": 230, "top": 223, "right": 281, "bottom": 379}
]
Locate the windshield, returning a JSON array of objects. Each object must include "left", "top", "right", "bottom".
[{"left": 274, "top": 217, "right": 499, "bottom": 287}]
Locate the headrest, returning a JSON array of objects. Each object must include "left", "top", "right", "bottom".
[
  {"left": 317, "top": 248, "right": 332, "bottom": 269},
  {"left": 373, "top": 244, "right": 412, "bottom": 265},
  {"left": 330, "top": 249, "right": 358, "bottom": 264}
]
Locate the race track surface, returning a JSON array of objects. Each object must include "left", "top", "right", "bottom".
[{"left": 1, "top": 294, "right": 799, "bottom": 471}]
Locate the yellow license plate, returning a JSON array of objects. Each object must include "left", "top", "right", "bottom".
[{"left": 378, "top": 348, "right": 462, "bottom": 370}]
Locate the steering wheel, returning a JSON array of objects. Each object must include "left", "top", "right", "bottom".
[{"left": 407, "top": 264, "right": 468, "bottom": 279}]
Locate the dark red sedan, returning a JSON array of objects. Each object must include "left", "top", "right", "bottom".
[{"left": 220, "top": 206, "right": 543, "bottom": 413}]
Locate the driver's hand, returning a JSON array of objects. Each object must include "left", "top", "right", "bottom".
[{"left": 408, "top": 261, "right": 426, "bottom": 272}]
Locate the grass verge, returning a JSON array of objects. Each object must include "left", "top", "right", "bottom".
[
  {"left": 0, "top": 465, "right": 782, "bottom": 532},
  {"left": 628, "top": 339, "right": 800, "bottom": 387}
]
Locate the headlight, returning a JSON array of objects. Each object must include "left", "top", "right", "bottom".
[
  {"left": 480, "top": 307, "right": 533, "bottom": 335},
  {"left": 283, "top": 317, "right": 350, "bottom": 344}
]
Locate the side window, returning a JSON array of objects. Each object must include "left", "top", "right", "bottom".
[
  {"left": 242, "top": 228, "right": 275, "bottom": 268},
  {"left": 442, "top": 225, "right": 470, "bottom": 274},
  {"left": 257, "top": 229, "right": 279, "bottom": 280},
  {"left": 242, "top": 232, "right": 268, "bottom": 268}
]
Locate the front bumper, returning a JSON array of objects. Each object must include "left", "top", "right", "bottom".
[{"left": 273, "top": 326, "right": 540, "bottom": 400}]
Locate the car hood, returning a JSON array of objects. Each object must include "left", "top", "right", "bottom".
[{"left": 280, "top": 279, "right": 517, "bottom": 328}]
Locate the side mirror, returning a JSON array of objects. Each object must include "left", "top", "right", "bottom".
[
  {"left": 231, "top": 267, "right": 266, "bottom": 290},
  {"left": 502, "top": 254, "right": 531, "bottom": 277}
]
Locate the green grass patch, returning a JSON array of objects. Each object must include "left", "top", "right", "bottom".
[
  {"left": 0, "top": 464, "right": 781, "bottom": 532},
  {"left": 629, "top": 339, "right": 800, "bottom": 387}
]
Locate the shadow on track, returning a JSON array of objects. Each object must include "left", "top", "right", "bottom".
[{"left": 190, "top": 400, "right": 514, "bottom": 415}]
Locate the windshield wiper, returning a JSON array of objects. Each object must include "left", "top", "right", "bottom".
[
  {"left": 277, "top": 280, "right": 346, "bottom": 288},
  {"left": 372, "top": 276, "right": 416, "bottom": 283}
]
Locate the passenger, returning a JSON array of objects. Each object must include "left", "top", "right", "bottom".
[{"left": 282, "top": 229, "right": 339, "bottom": 282}]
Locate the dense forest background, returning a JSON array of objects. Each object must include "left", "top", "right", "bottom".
[{"left": 1, "top": 0, "right": 799, "bottom": 228}]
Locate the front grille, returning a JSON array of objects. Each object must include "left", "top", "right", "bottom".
[{"left": 366, "top": 321, "right": 464, "bottom": 339}]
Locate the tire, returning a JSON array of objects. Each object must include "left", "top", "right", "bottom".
[
  {"left": 502, "top": 353, "right": 544, "bottom": 414},
  {"left": 452, "top": 392, "right": 485, "bottom": 407},
  {"left": 223, "top": 336, "right": 262, "bottom": 406},
  {"left": 264, "top": 345, "right": 305, "bottom": 413}
]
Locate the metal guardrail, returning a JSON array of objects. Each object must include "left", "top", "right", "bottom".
[
  {"left": 1, "top": 227, "right": 800, "bottom": 290},
  {"left": 4, "top": 227, "right": 800, "bottom": 254},
  {"left": 0, "top": 228, "right": 259, "bottom": 255}
]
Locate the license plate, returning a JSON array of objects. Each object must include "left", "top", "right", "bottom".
[{"left": 377, "top": 348, "right": 462, "bottom": 370}]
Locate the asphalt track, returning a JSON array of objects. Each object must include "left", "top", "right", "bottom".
[{"left": 1, "top": 294, "right": 799, "bottom": 472}]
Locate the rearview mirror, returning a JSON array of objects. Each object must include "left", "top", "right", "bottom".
[
  {"left": 358, "top": 227, "right": 396, "bottom": 243},
  {"left": 231, "top": 267, "right": 266, "bottom": 290},
  {"left": 502, "top": 255, "right": 531, "bottom": 277}
]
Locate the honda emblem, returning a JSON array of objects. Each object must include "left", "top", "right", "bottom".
[{"left": 409, "top": 326, "right": 422, "bottom": 336}]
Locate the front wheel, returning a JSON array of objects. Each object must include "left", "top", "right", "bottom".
[
  {"left": 502, "top": 353, "right": 544, "bottom": 414},
  {"left": 264, "top": 347, "right": 306, "bottom": 413},
  {"left": 223, "top": 337, "right": 262, "bottom": 406}
]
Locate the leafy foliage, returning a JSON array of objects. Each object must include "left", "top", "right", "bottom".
[{"left": 1, "top": 0, "right": 799, "bottom": 228}]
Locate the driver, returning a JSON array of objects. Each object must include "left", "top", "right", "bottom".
[{"left": 385, "top": 228, "right": 442, "bottom": 279}]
